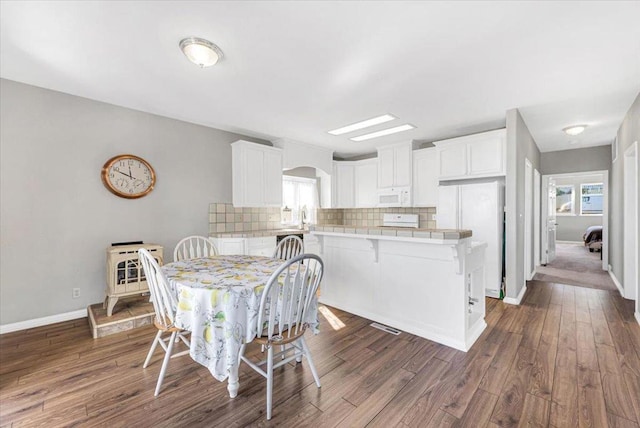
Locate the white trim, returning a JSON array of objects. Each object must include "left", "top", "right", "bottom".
[
  {"left": 0, "top": 309, "right": 87, "bottom": 335},
  {"left": 635, "top": 311, "right": 640, "bottom": 326},
  {"left": 557, "top": 240, "right": 583, "bottom": 244},
  {"left": 608, "top": 265, "right": 624, "bottom": 297},
  {"left": 503, "top": 284, "right": 527, "bottom": 305}
]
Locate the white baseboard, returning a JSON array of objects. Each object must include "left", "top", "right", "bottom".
[
  {"left": 504, "top": 284, "right": 527, "bottom": 305},
  {"left": 608, "top": 265, "right": 625, "bottom": 297},
  {"left": 0, "top": 309, "right": 87, "bottom": 335},
  {"left": 557, "top": 240, "right": 583, "bottom": 244},
  {"left": 635, "top": 311, "right": 640, "bottom": 326}
]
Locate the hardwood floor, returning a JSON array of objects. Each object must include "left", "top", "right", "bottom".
[{"left": 2, "top": 280, "right": 640, "bottom": 427}]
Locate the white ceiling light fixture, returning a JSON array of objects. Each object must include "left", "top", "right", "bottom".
[
  {"left": 328, "top": 114, "right": 395, "bottom": 135},
  {"left": 350, "top": 124, "right": 415, "bottom": 142},
  {"left": 563, "top": 124, "right": 588, "bottom": 136},
  {"left": 179, "top": 37, "right": 223, "bottom": 68}
]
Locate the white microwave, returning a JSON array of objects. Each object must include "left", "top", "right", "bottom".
[{"left": 377, "top": 187, "right": 411, "bottom": 207}]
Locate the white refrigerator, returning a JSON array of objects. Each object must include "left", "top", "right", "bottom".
[{"left": 437, "top": 180, "right": 505, "bottom": 298}]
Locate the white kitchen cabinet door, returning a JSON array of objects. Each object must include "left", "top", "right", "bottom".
[
  {"left": 377, "top": 146, "right": 395, "bottom": 188},
  {"left": 263, "top": 149, "right": 283, "bottom": 206},
  {"left": 212, "top": 238, "right": 246, "bottom": 255},
  {"left": 467, "top": 131, "right": 505, "bottom": 177},
  {"left": 232, "top": 140, "right": 283, "bottom": 207},
  {"left": 377, "top": 142, "right": 412, "bottom": 188},
  {"left": 434, "top": 129, "right": 506, "bottom": 181},
  {"left": 246, "top": 236, "right": 276, "bottom": 257},
  {"left": 333, "top": 162, "right": 355, "bottom": 208},
  {"left": 354, "top": 160, "right": 378, "bottom": 207},
  {"left": 437, "top": 142, "right": 467, "bottom": 180},
  {"left": 412, "top": 147, "right": 438, "bottom": 207},
  {"left": 394, "top": 143, "right": 412, "bottom": 187}
]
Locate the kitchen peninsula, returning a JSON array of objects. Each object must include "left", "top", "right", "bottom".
[{"left": 310, "top": 224, "right": 487, "bottom": 351}]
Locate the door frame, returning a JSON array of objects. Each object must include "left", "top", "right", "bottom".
[
  {"left": 541, "top": 170, "right": 609, "bottom": 270},
  {"left": 623, "top": 141, "right": 638, "bottom": 306},
  {"left": 534, "top": 168, "right": 541, "bottom": 267},
  {"left": 524, "top": 159, "right": 534, "bottom": 281}
]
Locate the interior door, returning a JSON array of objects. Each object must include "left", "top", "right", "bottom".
[{"left": 541, "top": 176, "right": 557, "bottom": 265}]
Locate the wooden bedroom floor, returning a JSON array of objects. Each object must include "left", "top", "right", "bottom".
[{"left": 1, "top": 280, "right": 640, "bottom": 427}]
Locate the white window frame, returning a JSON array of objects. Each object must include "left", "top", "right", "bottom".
[
  {"left": 580, "top": 182, "right": 604, "bottom": 216},
  {"left": 555, "top": 184, "right": 575, "bottom": 216},
  {"left": 281, "top": 176, "right": 317, "bottom": 226}
]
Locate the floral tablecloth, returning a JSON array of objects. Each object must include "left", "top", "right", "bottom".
[{"left": 162, "top": 255, "right": 319, "bottom": 381}]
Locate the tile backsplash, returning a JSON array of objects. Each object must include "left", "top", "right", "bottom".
[
  {"left": 317, "top": 207, "right": 437, "bottom": 229},
  {"left": 209, "top": 203, "right": 438, "bottom": 234},
  {"left": 208, "top": 203, "right": 281, "bottom": 234}
]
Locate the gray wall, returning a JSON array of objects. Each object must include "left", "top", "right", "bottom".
[
  {"left": 505, "top": 108, "right": 541, "bottom": 300},
  {"left": 610, "top": 93, "right": 640, "bottom": 285},
  {"left": 0, "top": 79, "right": 266, "bottom": 325},
  {"left": 540, "top": 145, "right": 612, "bottom": 175},
  {"left": 554, "top": 174, "right": 604, "bottom": 241}
]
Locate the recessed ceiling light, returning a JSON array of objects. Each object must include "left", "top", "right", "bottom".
[
  {"left": 328, "top": 114, "right": 395, "bottom": 135},
  {"left": 563, "top": 124, "right": 587, "bottom": 136},
  {"left": 179, "top": 37, "right": 223, "bottom": 68},
  {"left": 350, "top": 124, "right": 415, "bottom": 142}
]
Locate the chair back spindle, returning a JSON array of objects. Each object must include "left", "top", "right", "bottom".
[
  {"left": 173, "top": 235, "right": 218, "bottom": 262},
  {"left": 272, "top": 235, "right": 304, "bottom": 260},
  {"left": 139, "top": 248, "right": 177, "bottom": 329}
]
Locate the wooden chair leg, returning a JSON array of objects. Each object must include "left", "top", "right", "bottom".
[
  {"left": 154, "top": 331, "right": 177, "bottom": 396},
  {"left": 143, "top": 330, "right": 163, "bottom": 368}
]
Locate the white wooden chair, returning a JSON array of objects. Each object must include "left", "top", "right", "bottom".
[
  {"left": 272, "top": 235, "right": 304, "bottom": 260},
  {"left": 138, "top": 248, "right": 191, "bottom": 396},
  {"left": 173, "top": 235, "right": 218, "bottom": 262},
  {"left": 239, "top": 253, "right": 323, "bottom": 420}
]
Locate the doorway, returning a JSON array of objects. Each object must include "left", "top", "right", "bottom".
[{"left": 536, "top": 170, "right": 611, "bottom": 290}]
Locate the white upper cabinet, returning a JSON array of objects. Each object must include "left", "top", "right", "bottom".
[
  {"left": 232, "top": 140, "right": 283, "bottom": 207},
  {"left": 377, "top": 142, "right": 412, "bottom": 188},
  {"left": 354, "top": 159, "right": 378, "bottom": 207},
  {"left": 434, "top": 129, "right": 506, "bottom": 181},
  {"left": 412, "top": 147, "right": 438, "bottom": 207},
  {"left": 332, "top": 161, "right": 355, "bottom": 208},
  {"left": 332, "top": 159, "right": 378, "bottom": 208}
]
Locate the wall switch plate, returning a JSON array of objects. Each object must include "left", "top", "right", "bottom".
[{"left": 72, "top": 288, "right": 80, "bottom": 299}]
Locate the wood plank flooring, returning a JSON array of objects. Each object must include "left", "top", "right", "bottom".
[{"left": 1, "top": 279, "right": 639, "bottom": 427}]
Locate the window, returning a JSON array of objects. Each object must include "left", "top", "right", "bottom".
[
  {"left": 556, "top": 185, "right": 574, "bottom": 215},
  {"left": 581, "top": 183, "right": 603, "bottom": 215},
  {"left": 282, "top": 176, "right": 318, "bottom": 226}
]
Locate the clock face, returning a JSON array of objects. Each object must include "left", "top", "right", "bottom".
[{"left": 101, "top": 155, "right": 155, "bottom": 199}]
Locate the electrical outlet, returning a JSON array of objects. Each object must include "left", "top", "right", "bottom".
[{"left": 72, "top": 288, "right": 80, "bottom": 299}]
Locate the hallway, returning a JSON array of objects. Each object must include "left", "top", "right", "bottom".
[{"left": 534, "top": 242, "right": 616, "bottom": 291}]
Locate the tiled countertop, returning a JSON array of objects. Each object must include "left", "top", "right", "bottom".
[
  {"left": 309, "top": 224, "right": 472, "bottom": 240},
  {"left": 210, "top": 228, "right": 309, "bottom": 239}
]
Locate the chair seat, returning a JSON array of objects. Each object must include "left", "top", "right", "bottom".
[{"left": 254, "top": 324, "right": 307, "bottom": 346}]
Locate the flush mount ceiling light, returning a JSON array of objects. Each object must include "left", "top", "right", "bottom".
[
  {"left": 563, "top": 124, "right": 587, "bottom": 136},
  {"left": 350, "top": 124, "right": 415, "bottom": 142},
  {"left": 179, "top": 37, "right": 223, "bottom": 68},
  {"left": 328, "top": 114, "right": 396, "bottom": 135}
]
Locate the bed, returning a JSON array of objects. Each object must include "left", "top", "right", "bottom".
[{"left": 583, "top": 225, "right": 603, "bottom": 252}]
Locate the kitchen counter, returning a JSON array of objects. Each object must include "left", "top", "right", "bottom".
[
  {"left": 210, "top": 228, "right": 309, "bottom": 239},
  {"left": 313, "top": 230, "right": 486, "bottom": 351},
  {"left": 310, "top": 224, "right": 472, "bottom": 240}
]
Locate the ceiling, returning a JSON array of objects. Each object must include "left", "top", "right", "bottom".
[{"left": 1, "top": 1, "right": 639, "bottom": 158}]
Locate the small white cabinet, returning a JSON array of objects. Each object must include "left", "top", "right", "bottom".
[
  {"left": 354, "top": 159, "right": 378, "bottom": 208},
  {"left": 212, "top": 236, "right": 276, "bottom": 256},
  {"left": 332, "top": 162, "right": 355, "bottom": 208},
  {"left": 412, "top": 147, "right": 438, "bottom": 207},
  {"left": 246, "top": 236, "right": 277, "bottom": 257},
  {"left": 212, "top": 237, "right": 246, "bottom": 255},
  {"left": 232, "top": 140, "right": 283, "bottom": 207},
  {"left": 333, "top": 159, "right": 378, "bottom": 208},
  {"left": 434, "top": 129, "right": 506, "bottom": 181},
  {"left": 377, "top": 142, "right": 412, "bottom": 188}
]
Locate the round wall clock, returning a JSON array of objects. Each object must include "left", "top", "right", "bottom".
[{"left": 101, "top": 154, "right": 156, "bottom": 199}]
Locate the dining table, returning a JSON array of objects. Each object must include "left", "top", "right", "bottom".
[{"left": 161, "top": 254, "right": 319, "bottom": 398}]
